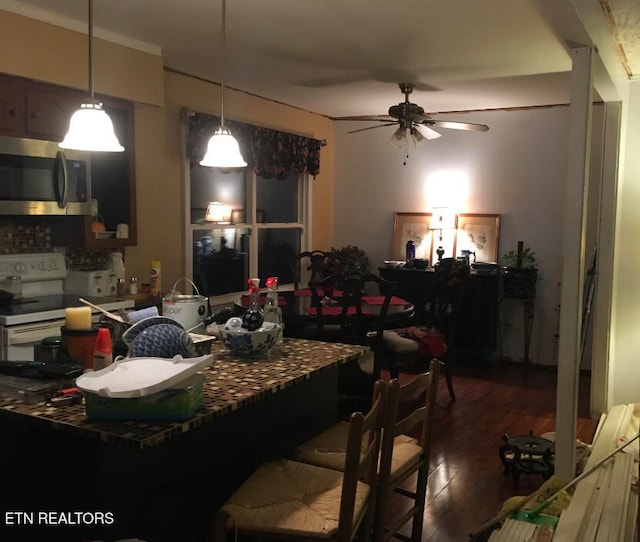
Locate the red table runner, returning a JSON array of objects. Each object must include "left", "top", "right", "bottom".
[
  {"left": 303, "top": 306, "right": 371, "bottom": 316},
  {"left": 362, "top": 295, "right": 408, "bottom": 306}
]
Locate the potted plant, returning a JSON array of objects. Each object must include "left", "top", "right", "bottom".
[
  {"left": 502, "top": 243, "right": 538, "bottom": 298},
  {"left": 323, "top": 245, "right": 371, "bottom": 277}
]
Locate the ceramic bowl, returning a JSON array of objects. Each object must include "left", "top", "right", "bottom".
[
  {"left": 130, "top": 323, "right": 196, "bottom": 358},
  {"left": 219, "top": 321, "right": 280, "bottom": 359}
]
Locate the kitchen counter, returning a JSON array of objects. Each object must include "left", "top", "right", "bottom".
[
  {"left": 0, "top": 338, "right": 364, "bottom": 449},
  {"left": 1, "top": 338, "right": 367, "bottom": 542}
]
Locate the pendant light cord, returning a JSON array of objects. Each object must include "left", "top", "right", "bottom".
[
  {"left": 88, "top": 0, "right": 94, "bottom": 98},
  {"left": 220, "top": 0, "right": 226, "bottom": 126}
]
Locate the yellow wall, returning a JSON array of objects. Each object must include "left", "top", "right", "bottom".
[
  {"left": 0, "top": 9, "right": 335, "bottom": 292},
  {"left": 0, "top": 10, "right": 163, "bottom": 106}
]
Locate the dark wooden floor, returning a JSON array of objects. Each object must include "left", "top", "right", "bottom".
[{"left": 393, "top": 358, "right": 597, "bottom": 542}]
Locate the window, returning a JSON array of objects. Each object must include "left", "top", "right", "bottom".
[{"left": 186, "top": 167, "right": 310, "bottom": 303}]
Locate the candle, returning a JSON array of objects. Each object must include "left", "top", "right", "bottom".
[{"left": 65, "top": 307, "right": 92, "bottom": 330}]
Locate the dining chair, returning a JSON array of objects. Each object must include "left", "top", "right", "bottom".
[
  {"left": 212, "top": 379, "right": 387, "bottom": 542},
  {"left": 308, "top": 272, "right": 436, "bottom": 413},
  {"left": 291, "top": 250, "right": 333, "bottom": 290},
  {"left": 291, "top": 360, "right": 441, "bottom": 542}
]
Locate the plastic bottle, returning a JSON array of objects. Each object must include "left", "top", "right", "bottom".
[
  {"left": 150, "top": 260, "right": 161, "bottom": 297},
  {"left": 110, "top": 252, "right": 125, "bottom": 281},
  {"left": 93, "top": 327, "right": 113, "bottom": 371},
  {"left": 405, "top": 240, "right": 416, "bottom": 265},
  {"left": 263, "top": 276, "right": 283, "bottom": 344},
  {"left": 242, "top": 278, "right": 264, "bottom": 331}
]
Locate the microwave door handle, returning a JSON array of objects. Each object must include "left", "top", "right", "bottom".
[{"left": 54, "top": 150, "right": 69, "bottom": 208}]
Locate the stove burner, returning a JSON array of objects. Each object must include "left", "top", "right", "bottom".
[{"left": 499, "top": 432, "right": 555, "bottom": 487}]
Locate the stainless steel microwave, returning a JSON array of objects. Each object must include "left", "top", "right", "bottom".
[{"left": 0, "top": 135, "right": 91, "bottom": 215}]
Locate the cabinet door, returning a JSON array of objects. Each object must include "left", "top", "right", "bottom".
[
  {"left": 0, "top": 74, "right": 25, "bottom": 136},
  {"left": 25, "top": 83, "right": 84, "bottom": 141}
]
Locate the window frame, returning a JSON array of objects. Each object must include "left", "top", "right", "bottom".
[{"left": 185, "top": 167, "right": 311, "bottom": 305}]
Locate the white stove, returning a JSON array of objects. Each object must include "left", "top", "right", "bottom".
[{"left": 0, "top": 252, "right": 133, "bottom": 360}]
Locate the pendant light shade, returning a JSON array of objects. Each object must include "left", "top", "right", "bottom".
[
  {"left": 200, "top": 126, "right": 247, "bottom": 168},
  {"left": 60, "top": 0, "right": 124, "bottom": 152},
  {"left": 200, "top": 0, "right": 247, "bottom": 169},
  {"left": 60, "top": 98, "right": 124, "bottom": 152}
]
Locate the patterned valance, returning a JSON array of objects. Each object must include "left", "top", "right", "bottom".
[{"left": 186, "top": 112, "right": 322, "bottom": 179}]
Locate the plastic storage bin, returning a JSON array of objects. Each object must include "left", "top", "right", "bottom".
[{"left": 83, "top": 373, "right": 204, "bottom": 421}]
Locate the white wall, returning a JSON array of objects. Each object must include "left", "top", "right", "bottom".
[
  {"left": 333, "top": 106, "right": 580, "bottom": 365},
  {"left": 609, "top": 79, "right": 640, "bottom": 406}
]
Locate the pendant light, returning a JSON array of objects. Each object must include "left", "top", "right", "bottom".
[
  {"left": 200, "top": 0, "right": 247, "bottom": 168},
  {"left": 60, "top": 0, "right": 124, "bottom": 152}
]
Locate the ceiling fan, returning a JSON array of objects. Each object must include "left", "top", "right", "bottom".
[{"left": 336, "top": 83, "right": 489, "bottom": 144}]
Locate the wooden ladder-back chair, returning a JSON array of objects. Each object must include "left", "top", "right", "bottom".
[
  {"left": 375, "top": 359, "right": 440, "bottom": 542},
  {"left": 291, "top": 360, "right": 440, "bottom": 542},
  {"left": 213, "top": 380, "right": 387, "bottom": 542}
]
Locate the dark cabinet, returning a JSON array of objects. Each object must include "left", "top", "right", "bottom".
[
  {"left": 0, "top": 73, "right": 137, "bottom": 248},
  {"left": 379, "top": 266, "right": 500, "bottom": 357},
  {"left": 0, "top": 73, "right": 83, "bottom": 141}
]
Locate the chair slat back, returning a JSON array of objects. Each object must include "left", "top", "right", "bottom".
[
  {"left": 309, "top": 273, "right": 398, "bottom": 345},
  {"left": 338, "top": 379, "right": 386, "bottom": 542},
  {"left": 374, "top": 359, "right": 440, "bottom": 542}
]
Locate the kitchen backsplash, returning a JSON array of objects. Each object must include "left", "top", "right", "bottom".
[{"left": 0, "top": 219, "right": 112, "bottom": 269}]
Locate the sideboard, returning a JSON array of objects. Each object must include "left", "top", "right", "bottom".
[{"left": 378, "top": 266, "right": 500, "bottom": 360}]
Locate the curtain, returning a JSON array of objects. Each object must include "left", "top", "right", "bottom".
[{"left": 186, "top": 112, "right": 322, "bottom": 179}]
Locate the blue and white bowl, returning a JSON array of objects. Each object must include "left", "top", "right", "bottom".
[{"left": 219, "top": 321, "right": 280, "bottom": 359}]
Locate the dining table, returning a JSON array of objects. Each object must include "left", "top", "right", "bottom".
[
  {"left": 0, "top": 338, "right": 367, "bottom": 542},
  {"left": 238, "top": 288, "right": 416, "bottom": 340}
]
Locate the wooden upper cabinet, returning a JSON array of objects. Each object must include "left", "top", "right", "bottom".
[
  {"left": 0, "top": 73, "right": 84, "bottom": 141},
  {"left": 25, "top": 83, "right": 84, "bottom": 141},
  {"left": 0, "top": 73, "right": 138, "bottom": 249},
  {"left": 0, "top": 75, "right": 25, "bottom": 136}
]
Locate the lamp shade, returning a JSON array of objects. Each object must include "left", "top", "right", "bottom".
[
  {"left": 59, "top": 99, "right": 124, "bottom": 152},
  {"left": 200, "top": 126, "right": 248, "bottom": 168},
  {"left": 204, "top": 201, "right": 229, "bottom": 223}
]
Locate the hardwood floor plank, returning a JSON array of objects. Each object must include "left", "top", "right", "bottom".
[{"left": 391, "top": 359, "right": 598, "bottom": 541}]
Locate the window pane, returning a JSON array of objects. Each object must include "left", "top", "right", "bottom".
[
  {"left": 256, "top": 174, "right": 298, "bottom": 223},
  {"left": 193, "top": 227, "right": 249, "bottom": 296},
  {"left": 257, "top": 228, "right": 300, "bottom": 287},
  {"left": 190, "top": 166, "right": 244, "bottom": 224}
]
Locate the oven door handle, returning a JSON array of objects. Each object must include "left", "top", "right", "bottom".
[
  {"left": 53, "top": 150, "right": 69, "bottom": 209},
  {"left": 5, "top": 323, "right": 66, "bottom": 346}
]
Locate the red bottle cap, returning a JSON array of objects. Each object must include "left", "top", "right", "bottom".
[{"left": 94, "top": 327, "right": 112, "bottom": 354}]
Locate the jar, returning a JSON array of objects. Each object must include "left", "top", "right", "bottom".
[
  {"left": 129, "top": 277, "right": 139, "bottom": 295},
  {"left": 3, "top": 275, "right": 22, "bottom": 299}
]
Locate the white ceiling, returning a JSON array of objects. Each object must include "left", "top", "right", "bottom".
[{"left": 3, "top": 0, "right": 639, "bottom": 119}]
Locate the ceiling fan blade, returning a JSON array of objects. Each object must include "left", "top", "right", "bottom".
[
  {"left": 426, "top": 119, "right": 490, "bottom": 132},
  {"left": 414, "top": 124, "right": 442, "bottom": 140},
  {"left": 348, "top": 123, "right": 397, "bottom": 134},
  {"left": 335, "top": 115, "right": 395, "bottom": 122}
]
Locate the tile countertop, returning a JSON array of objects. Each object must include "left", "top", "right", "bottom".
[{"left": 0, "top": 338, "right": 366, "bottom": 449}]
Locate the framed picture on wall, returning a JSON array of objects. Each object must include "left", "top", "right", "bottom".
[
  {"left": 455, "top": 213, "right": 501, "bottom": 263},
  {"left": 391, "top": 212, "right": 433, "bottom": 261}
]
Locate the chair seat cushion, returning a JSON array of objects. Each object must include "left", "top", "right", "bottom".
[
  {"left": 367, "top": 330, "right": 420, "bottom": 354},
  {"left": 293, "top": 422, "right": 423, "bottom": 480},
  {"left": 222, "top": 458, "right": 370, "bottom": 539}
]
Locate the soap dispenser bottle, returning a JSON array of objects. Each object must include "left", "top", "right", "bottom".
[{"left": 263, "top": 276, "right": 283, "bottom": 344}]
